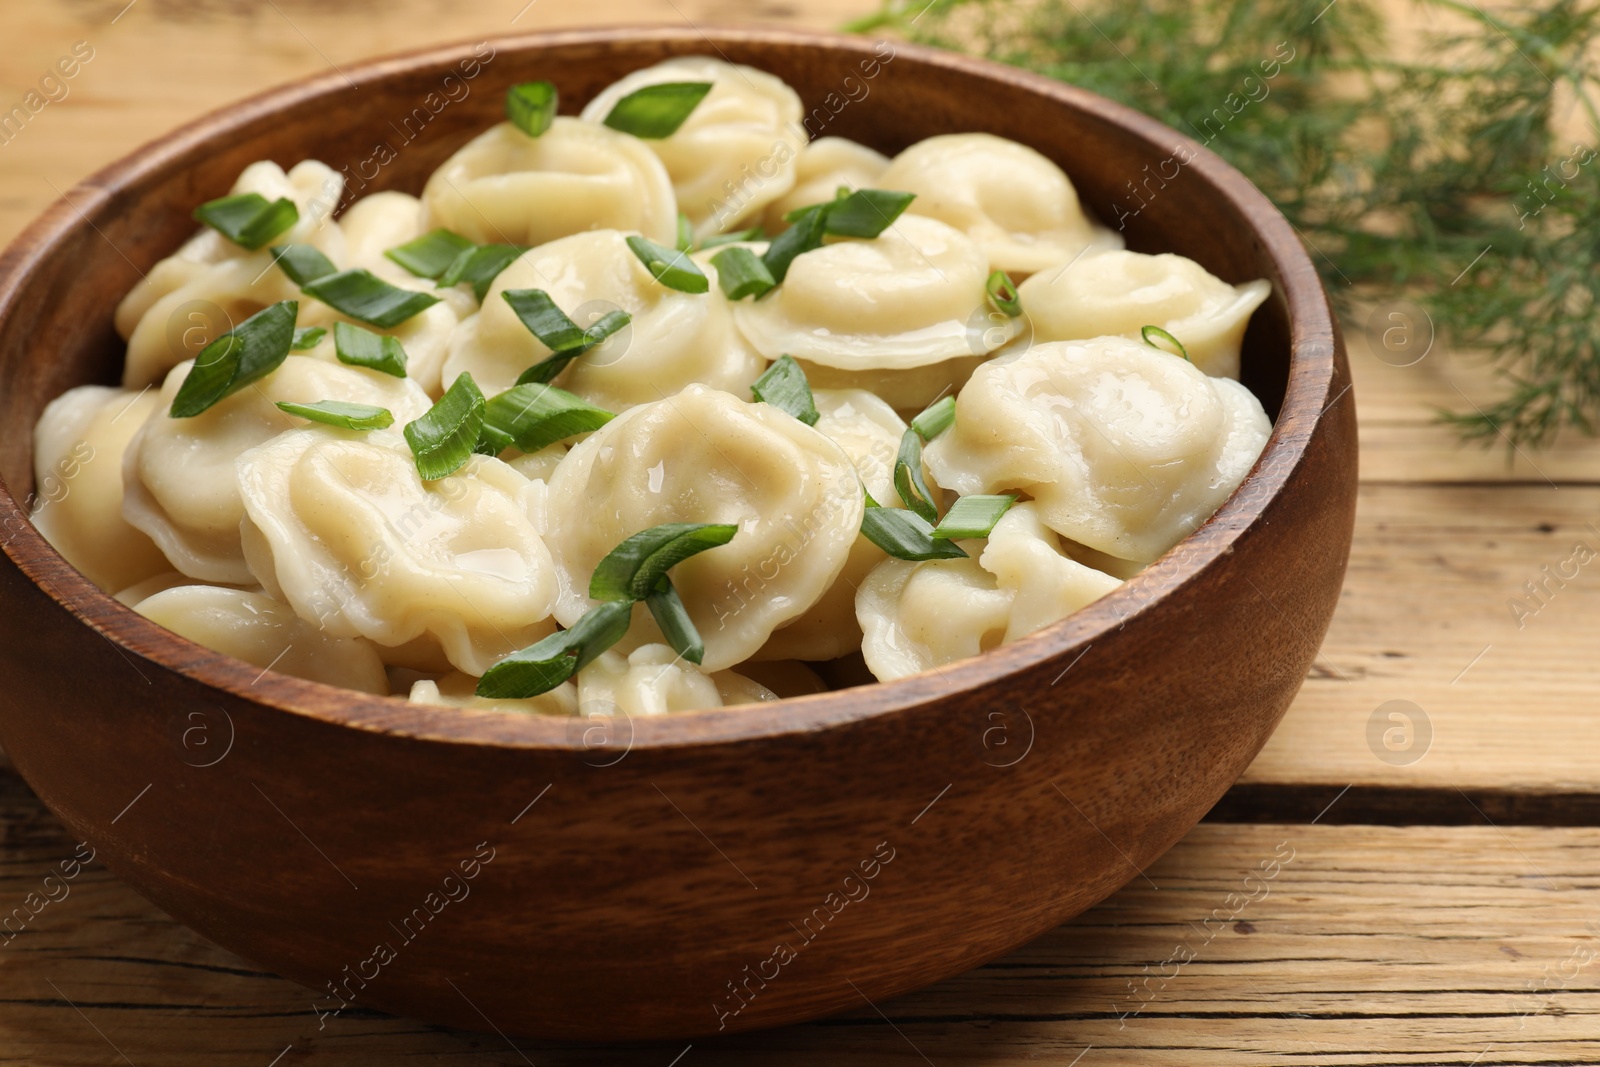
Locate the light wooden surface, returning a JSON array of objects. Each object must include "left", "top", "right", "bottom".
[{"left": 4, "top": 0, "right": 1600, "bottom": 1061}]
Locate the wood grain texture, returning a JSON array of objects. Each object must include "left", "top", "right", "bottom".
[{"left": 0, "top": 779, "right": 1594, "bottom": 1065}]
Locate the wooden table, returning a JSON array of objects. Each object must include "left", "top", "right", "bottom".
[{"left": 4, "top": 1, "right": 1599, "bottom": 1063}]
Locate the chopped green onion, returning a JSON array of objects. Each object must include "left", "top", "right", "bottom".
[
  {"left": 403, "top": 372, "right": 486, "bottom": 480},
  {"left": 986, "top": 270, "right": 1023, "bottom": 317},
  {"left": 645, "top": 577, "right": 705, "bottom": 664},
  {"left": 289, "top": 326, "right": 326, "bottom": 351},
  {"left": 676, "top": 212, "right": 693, "bottom": 253},
  {"left": 711, "top": 246, "right": 776, "bottom": 300},
  {"left": 385, "top": 229, "right": 474, "bottom": 280},
  {"left": 475, "top": 599, "right": 634, "bottom": 698},
  {"left": 270, "top": 243, "right": 337, "bottom": 286},
  {"left": 195, "top": 193, "right": 299, "bottom": 251},
  {"left": 819, "top": 188, "right": 916, "bottom": 239},
  {"left": 750, "top": 355, "right": 818, "bottom": 425},
  {"left": 503, "top": 289, "right": 631, "bottom": 384},
  {"left": 589, "top": 522, "right": 738, "bottom": 602},
  {"left": 274, "top": 400, "right": 394, "bottom": 431},
  {"left": 332, "top": 321, "right": 408, "bottom": 378},
  {"left": 698, "top": 226, "right": 765, "bottom": 250},
  {"left": 601, "top": 81, "right": 713, "bottom": 138},
  {"left": 894, "top": 428, "right": 939, "bottom": 524},
  {"left": 483, "top": 383, "right": 615, "bottom": 453},
  {"left": 762, "top": 203, "right": 828, "bottom": 284},
  {"left": 625, "top": 235, "right": 709, "bottom": 294},
  {"left": 515, "top": 309, "right": 632, "bottom": 385},
  {"left": 506, "top": 80, "right": 558, "bottom": 138},
  {"left": 302, "top": 269, "right": 440, "bottom": 328},
  {"left": 168, "top": 301, "right": 298, "bottom": 419},
  {"left": 1141, "top": 324, "right": 1190, "bottom": 361},
  {"left": 437, "top": 244, "right": 525, "bottom": 301},
  {"left": 860, "top": 506, "right": 969, "bottom": 562},
  {"left": 931, "top": 494, "right": 1017, "bottom": 540},
  {"left": 910, "top": 395, "right": 956, "bottom": 440}
]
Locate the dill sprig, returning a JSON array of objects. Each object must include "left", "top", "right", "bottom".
[{"left": 851, "top": 0, "right": 1600, "bottom": 448}]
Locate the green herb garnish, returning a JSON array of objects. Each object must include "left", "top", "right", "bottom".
[
  {"left": 986, "top": 270, "right": 1023, "bottom": 318},
  {"left": 168, "top": 301, "right": 298, "bottom": 418},
  {"left": 645, "top": 577, "right": 704, "bottom": 664},
  {"left": 274, "top": 400, "right": 394, "bottom": 431},
  {"left": 711, "top": 246, "right": 776, "bottom": 300},
  {"left": 503, "top": 289, "right": 632, "bottom": 384},
  {"left": 302, "top": 269, "right": 440, "bottom": 328},
  {"left": 860, "top": 506, "right": 969, "bottom": 562},
  {"left": 894, "top": 428, "right": 940, "bottom": 524},
  {"left": 483, "top": 383, "right": 615, "bottom": 453},
  {"left": 506, "top": 80, "right": 558, "bottom": 138},
  {"left": 289, "top": 326, "right": 326, "bottom": 351},
  {"left": 475, "top": 599, "right": 634, "bottom": 699},
  {"left": 762, "top": 203, "right": 828, "bottom": 284},
  {"left": 932, "top": 494, "right": 1018, "bottom": 540},
  {"left": 816, "top": 188, "right": 916, "bottom": 238},
  {"left": 437, "top": 244, "right": 525, "bottom": 301},
  {"left": 910, "top": 396, "right": 956, "bottom": 440},
  {"left": 270, "top": 244, "right": 337, "bottom": 286},
  {"left": 601, "top": 81, "right": 713, "bottom": 138},
  {"left": 1141, "top": 324, "right": 1190, "bottom": 361},
  {"left": 588, "top": 522, "right": 739, "bottom": 603},
  {"left": 333, "top": 321, "right": 408, "bottom": 378},
  {"left": 750, "top": 355, "right": 819, "bottom": 425},
  {"left": 699, "top": 226, "right": 766, "bottom": 250},
  {"left": 403, "top": 372, "right": 486, "bottom": 480},
  {"left": 195, "top": 193, "right": 298, "bottom": 251},
  {"left": 385, "top": 229, "right": 475, "bottom": 280},
  {"left": 625, "top": 235, "right": 710, "bottom": 293},
  {"left": 676, "top": 212, "right": 694, "bottom": 253}
]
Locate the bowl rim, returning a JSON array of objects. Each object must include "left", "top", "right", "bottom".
[{"left": 0, "top": 24, "right": 1341, "bottom": 752}]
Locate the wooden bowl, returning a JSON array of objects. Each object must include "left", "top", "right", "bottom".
[{"left": 0, "top": 27, "right": 1355, "bottom": 1040}]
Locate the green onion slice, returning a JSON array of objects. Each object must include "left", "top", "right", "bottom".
[
  {"left": 385, "top": 229, "right": 474, "bottom": 280},
  {"left": 601, "top": 81, "right": 713, "bottom": 138},
  {"left": 274, "top": 400, "right": 394, "bottom": 431},
  {"left": 894, "top": 428, "right": 940, "bottom": 524},
  {"left": 625, "top": 235, "right": 709, "bottom": 294},
  {"left": 289, "top": 326, "right": 326, "bottom": 351},
  {"left": 860, "top": 506, "right": 969, "bottom": 562},
  {"left": 506, "top": 80, "right": 558, "bottom": 138},
  {"left": 589, "top": 522, "right": 738, "bottom": 602},
  {"left": 762, "top": 203, "right": 828, "bottom": 284},
  {"left": 302, "top": 269, "right": 441, "bottom": 328},
  {"left": 711, "top": 246, "right": 776, "bottom": 300},
  {"left": 910, "top": 395, "right": 956, "bottom": 440},
  {"left": 645, "top": 577, "right": 706, "bottom": 664},
  {"left": 403, "top": 372, "right": 486, "bottom": 480},
  {"left": 483, "top": 383, "right": 615, "bottom": 454},
  {"left": 698, "top": 226, "right": 765, "bottom": 250},
  {"left": 986, "top": 270, "right": 1023, "bottom": 317},
  {"left": 931, "top": 494, "right": 1017, "bottom": 540},
  {"left": 1141, "top": 324, "right": 1190, "bottom": 361},
  {"left": 819, "top": 188, "right": 916, "bottom": 239},
  {"left": 195, "top": 193, "right": 299, "bottom": 251},
  {"left": 437, "top": 244, "right": 526, "bottom": 301},
  {"left": 475, "top": 599, "right": 634, "bottom": 698},
  {"left": 168, "top": 301, "right": 298, "bottom": 419},
  {"left": 503, "top": 289, "right": 632, "bottom": 384},
  {"left": 750, "top": 354, "right": 819, "bottom": 425},
  {"left": 676, "top": 212, "right": 693, "bottom": 253},
  {"left": 333, "top": 321, "right": 408, "bottom": 378},
  {"left": 270, "top": 243, "right": 337, "bottom": 286}
]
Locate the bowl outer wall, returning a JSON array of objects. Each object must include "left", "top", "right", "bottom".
[{"left": 0, "top": 27, "right": 1356, "bottom": 1040}]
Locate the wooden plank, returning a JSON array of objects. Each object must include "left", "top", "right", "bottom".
[{"left": 0, "top": 776, "right": 1594, "bottom": 1064}]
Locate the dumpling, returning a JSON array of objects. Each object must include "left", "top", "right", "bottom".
[
  {"left": 580, "top": 57, "right": 804, "bottom": 237},
  {"left": 878, "top": 133, "right": 1122, "bottom": 275},
  {"left": 731, "top": 214, "right": 1019, "bottom": 410},
  {"left": 410, "top": 671, "right": 578, "bottom": 717},
  {"left": 421, "top": 118, "right": 677, "bottom": 247},
  {"left": 543, "top": 385, "right": 864, "bottom": 671},
  {"left": 117, "top": 160, "right": 345, "bottom": 389},
  {"left": 922, "top": 337, "right": 1271, "bottom": 563},
  {"left": 135, "top": 585, "right": 388, "bottom": 694},
  {"left": 576, "top": 644, "right": 778, "bottom": 716},
  {"left": 762, "top": 137, "right": 890, "bottom": 233},
  {"left": 856, "top": 503, "right": 1120, "bottom": 682},
  {"left": 756, "top": 388, "right": 926, "bottom": 661},
  {"left": 1016, "top": 250, "right": 1271, "bottom": 380},
  {"left": 122, "top": 356, "right": 435, "bottom": 584},
  {"left": 237, "top": 429, "right": 561, "bottom": 677},
  {"left": 31, "top": 385, "right": 169, "bottom": 592},
  {"left": 441, "top": 229, "right": 764, "bottom": 404}
]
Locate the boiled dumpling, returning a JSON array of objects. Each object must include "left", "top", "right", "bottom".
[
  {"left": 441, "top": 229, "right": 764, "bottom": 404},
  {"left": 879, "top": 133, "right": 1122, "bottom": 275},
  {"left": 1016, "top": 250, "right": 1271, "bottom": 380},
  {"left": 922, "top": 337, "right": 1271, "bottom": 563},
  {"left": 576, "top": 644, "right": 778, "bottom": 716},
  {"left": 756, "top": 388, "right": 926, "bottom": 661},
  {"left": 856, "top": 503, "right": 1120, "bottom": 682},
  {"left": 135, "top": 585, "right": 388, "bottom": 694},
  {"left": 117, "top": 161, "right": 345, "bottom": 389},
  {"left": 122, "top": 356, "right": 435, "bottom": 584},
  {"left": 580, "top": 56, "right": 803, "bottom": 237},
  {"left": 421, "top": 118, "right": 677, "bottom": 247},
  {"left": 763, "top": 137, "right": 889, "bottom": 233},
  {"left": 236, "top": 429, "right": 561, "bottom": 676},
  {"left": 732, "top": 214, "right": 1018, "bottom": 411},
  {"left": 543, "top": 385, "right": 863, "bottom": 671},
  {"left": 31, "top": 385, "right": 169, "bottom": 592},
  {"left": 410, "top": 671, "right": 578, "bottom": 716}
]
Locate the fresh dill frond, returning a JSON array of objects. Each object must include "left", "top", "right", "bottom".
[{"left": 855, "top": 0, "right": 1600, "bottom": 449}]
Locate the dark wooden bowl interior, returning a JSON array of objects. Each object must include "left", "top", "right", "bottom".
[{"left": 0, "top": 27, "right": 1355, "bottom": 1040}]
